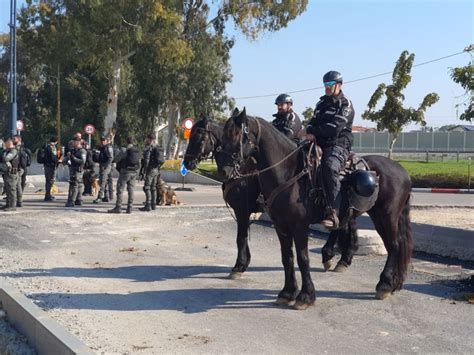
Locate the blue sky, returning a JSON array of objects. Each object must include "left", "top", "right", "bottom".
[{"left": 1, "top": 0, "right": 472, "bottom": 131}]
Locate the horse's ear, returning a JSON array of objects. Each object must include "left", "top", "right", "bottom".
[
  {"left": 231, "top": 107, "right": 240, "bottom": 117},
  {"left": 234, "top": 107, "right": 248, "bottom": 126},
  {"left": 199, "top": 113, "right": 207, "bottom": 122}
]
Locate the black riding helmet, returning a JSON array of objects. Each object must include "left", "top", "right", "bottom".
[
  {"left": 275, "top": 93, "right": 293, "bottom": 105},
  {"left": 352, "top": 170, "right": 377, "bottom": 197},
  {"left": 323, "top": 71, "right": 343, "bottom": 84}
]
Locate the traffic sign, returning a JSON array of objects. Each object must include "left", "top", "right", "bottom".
[
  {"left": 183, "top": 129, "right": 191, "bottom": 140},
  {"left": 84, "top": 124, "right": 96, "bottom": 135},
  {"left": 180, "top": 161, "right": 189, "bottom": 176},
  {"left": 183, "top": 118, "right": 194, "bottom": 130},
  {"left": 16, "top": 120, "right": 24, "bottom": 131}
]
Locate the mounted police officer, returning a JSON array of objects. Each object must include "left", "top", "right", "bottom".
[
  {"left": 93, "top": 135, "right": 114, "bottom": 204},
  {"left": 272, "top": 94, "right": 302, "bottom": 139},
  {"left": 139, "top": 133, "right": 165, "bottom": 212},
  {"left": 43, "top": 136, "right": 60, "bottom": 201},
  {"left": 305, "top": 71, "right": 354, "bottom": 229},
  {"left": 64, "top": 139, "right": 87, "bottom": 207},
  {"left": 1, "top": 138, "right": 20, "bottom": 212},
  {"left": 108, "top": 137, "right": 140, "bottom": 214}
]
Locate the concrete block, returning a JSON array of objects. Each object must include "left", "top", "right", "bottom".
[{"left": 0, "top": 280, "right": 93, "bottom": 355}]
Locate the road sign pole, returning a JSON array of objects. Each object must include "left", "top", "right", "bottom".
[{"left": 88, "top": 134, "right": 91, "bottom": 148}]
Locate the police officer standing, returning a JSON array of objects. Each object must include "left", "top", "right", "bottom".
[
  {"left": 93, "top": 135, "right": 114, "bottom": 204},
  {"left": 43, "top": 136, "right": 59, "bottom": 201},
  {"left": 64, "top": 139, "right": 87, "bottom": 207},
  {"left": 139, "top": 133, "right": 165, "bottom": 212},
  {"left": 305, "top": 71, "right": 354, "bottom": 229},
  {"left": 108, "top": 137, "right": 140, "bottom": 214},
  {"left": 272, "top": 94, "right": 302, "bottom": 139},
  {"left": 1, "top": 138, "right": 20, "bottom": 212}
]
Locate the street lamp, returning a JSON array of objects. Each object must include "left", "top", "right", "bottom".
[{"left": 9, "top": 0, "right": 17, "bottom": 137}]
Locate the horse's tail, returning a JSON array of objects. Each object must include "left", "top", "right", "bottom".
[{"left": 396, "top": 194, "right": 413, "bottom": 290}]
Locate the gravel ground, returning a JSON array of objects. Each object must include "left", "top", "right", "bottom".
[
  {"left": 0, "top": 201, "right": 473, "bottom": 354},
  {"left": 411, "top": 207, "right": 474, "bottom": 230}
]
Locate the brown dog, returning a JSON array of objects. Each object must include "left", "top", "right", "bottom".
[
  {"left": 157, "top": 177, "right": 180, "bottom": 205},
  {"left": 91, "top": 174, "right": 100, "bottom": 197}
]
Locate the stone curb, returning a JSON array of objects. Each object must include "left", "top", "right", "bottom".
[
  {"left": 255, "top": 212, "right": 474, "bottom": 261},
  {"left": 0, "top": 280, "right": 93, "bottom": 355}
]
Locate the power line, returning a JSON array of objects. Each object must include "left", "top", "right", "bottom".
[{"left": 234, "top": 50, "right": 468, "bottom": 100}]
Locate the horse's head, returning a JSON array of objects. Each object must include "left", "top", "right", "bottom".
[
  {"left": 218, "top": 107, "right": 260, "bottom": 180},
  {"left": 183, "top": 114, "right": 216, "bottom": 170}
]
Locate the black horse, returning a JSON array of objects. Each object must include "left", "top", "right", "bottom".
[
  {"left": 183, "top": 115, "right": 261, "bottom": 279},
  {"left": 219, "top": 108, "right": 413, "bottom": 309}
]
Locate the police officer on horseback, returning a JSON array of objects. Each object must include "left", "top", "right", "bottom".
[
  {"left": 305, "top": 71, "right": 354, "bottom": 229},
  {"left": 272, "top": 94, "right": 302, "bottom": 139}
]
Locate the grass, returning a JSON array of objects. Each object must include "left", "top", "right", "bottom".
[{"left": 163, "top": 159, "right": 473, "bottom": 188}]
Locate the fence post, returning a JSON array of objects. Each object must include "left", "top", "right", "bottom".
[
  {"left": 468, "top": 157, "right": 471, "bottom": 192},
  {"left": 457, "top": 151, "right": 459, "bottom": 162},
  {"left": 426, "top": 151, "right": 429, "bottom": 163}
]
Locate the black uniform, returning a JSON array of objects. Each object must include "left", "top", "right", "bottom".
[
  {"left": 43, "top": 144, "right": 59, "bottom": 200},
  {"left": 306, "top": 91, "right": 354, "bottom": 212},
  {"left": 96, "top": 144, "right": 114, "bottom": 201},
  {"left": 65, "top": 147, "right": 87, "bottom": 206},
  {"left": 112, "top": 145, "right": 140, "bottom": 213},
  {"left": 272, "top": 111, "right": 302, "bottom": 139},
  {"left": 140, "top": 144, "right": 165, "bottom": 210}
]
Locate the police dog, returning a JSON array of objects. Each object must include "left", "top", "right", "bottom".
[{"left": 157, "top": 177, "right": 180, "bottom": 205}]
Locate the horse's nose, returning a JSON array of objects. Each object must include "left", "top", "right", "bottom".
[{"left": 218, "top": 165, "right": 233, "bottom": 180}]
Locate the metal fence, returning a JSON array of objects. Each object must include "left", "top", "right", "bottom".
[{"left": 352, "top": 131, "right": 474, "bottom": 153}]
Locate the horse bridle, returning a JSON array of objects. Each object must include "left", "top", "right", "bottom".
[{"left": 185, "top": 123, "right": 220, "bottom": 165}]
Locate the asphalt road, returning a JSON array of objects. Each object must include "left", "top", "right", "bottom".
[{"left": 0, "top": 201, "right": 472, "bottom": 354}]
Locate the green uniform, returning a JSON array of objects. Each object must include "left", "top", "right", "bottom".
[{"left": 2, "top": 148, "right": 19, "bottom": 210}]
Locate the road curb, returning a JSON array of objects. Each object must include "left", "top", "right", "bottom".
[
  {"left": 0, "top": 279, "right": 93, "bottom": 355},
  {"left": 411, "top": 187, "right": 473, "bottom": 194}
]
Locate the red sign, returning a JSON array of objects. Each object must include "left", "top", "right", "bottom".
[{"left": 84, "top": 124, "right": 96, "bottom": 135}]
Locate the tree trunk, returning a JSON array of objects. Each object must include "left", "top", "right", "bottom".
[
  {"left": 166, "top": 103, "right": 180, "bottom": 159},
  {"left": 104, "top": 59, "right": 121, "bottom": 139},
  {"left": 388, "top": 134, "right": 398, "bottom": 160},
  {"left": 104, "top": 51, "right": 135, "bottom": 141},
  {"left": 56, "top": 64, "right": 61, "bottom": 145}
]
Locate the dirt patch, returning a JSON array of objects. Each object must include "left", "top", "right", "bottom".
[{"left": 410, "top": 207, "right": 474, "bottom": 230}]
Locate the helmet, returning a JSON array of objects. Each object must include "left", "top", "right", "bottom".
[
  {"left": 323, "top": 71, "right": 343, "bottom": 84},
  {"left": 275, "top": 93, "right": 293, "bottom": 105},
  {"left": 352, "top": 170, "right": 377, "bottom": 197}
]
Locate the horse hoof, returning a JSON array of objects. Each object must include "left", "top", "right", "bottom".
[
  {"left": 323, "top": 260, "right": 333, "bottom": 271},
  {"left": 333, "top": 263, "right": 348, "bottom": 273},
  {"left": 375, "top": 290, "right": 391, "bottom": 300},
  {"left": 228, "top": 272, "right": 243, "bottom": 280},
  {"left": 275, "top": 298, "right": 295, "bottom": 306},
  {"left": 293, "top": 301, "right": 313, "bottom": 310}
]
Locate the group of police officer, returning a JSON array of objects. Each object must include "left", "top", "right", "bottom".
[
  {"left": 40, "top": 132, "right": 164, "bottom": 214},
  {"left": 2, "top": 70, "right": 352, "bottom": 225}
]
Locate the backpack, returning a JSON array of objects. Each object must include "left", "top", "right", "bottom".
[
  {"left": 19, "top": 147, "right": 31, "bottom": 169},
  {"left": 150, "top": 146, "right": 165, "bottom": 169},
  {"left": 125, "top": 147, "right": 140, "bottom": 171},
  {"left": 37, "top": 146, "right": 47, "bottom": 164},
  {"left": 84, "top": 150, "right": 95, "bottom": 170}
]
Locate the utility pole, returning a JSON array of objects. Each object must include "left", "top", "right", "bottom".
[{"left": 9, "top": 0, "right": 17, "bottom": 137}]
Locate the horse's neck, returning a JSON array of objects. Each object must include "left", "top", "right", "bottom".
[
  {"left": 210, "top": 122, "right": 224, "bottom": 150},
  {"left": 258, "top": 124, "right": 299, "bottom": 185}
]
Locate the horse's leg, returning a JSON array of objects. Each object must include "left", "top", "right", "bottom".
[
  {"left": 229, "top": 210, "right": 251, "bottom": 279},
  {"left": 274, "top": 226, "right": 299, "bottom": 305},
  {"left": 333, "top": 217, "right": 358, "bottom": 273},
  {"left": 321, "top": 230, "right": 338, "bottom": 271},
  {"left": 293, "top": 226, "right": 316, "bottom": 310},
  {"left": 368, "top": 197, "right": 413, "bottom": 299}
]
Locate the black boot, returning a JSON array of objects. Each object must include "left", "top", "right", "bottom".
[
  {"left": 75, "top": 200, "right": 83, "bottom": 206},
  {"left": 65, "top": 201, "right": 75, "bottom": 207},
  {"left": 44, "top": 195, "right": 55, "bottom": 201},
  {"left": 93, "top": 193, "right": 103, "bottom": 204},
  {"left": 108, "top": 206, "right": 122, "bottom": 214},
  {"left": 151, "top": 203, "right": 156, "bottom": 211},
  {"left": 126, "top": 206, "right": 132, "bottom": 214},
  {"left": 139, "top": 204, "right": 151, "bottom": 212},
  {"left": 321, "top": 209, "right": 339, "bottom": 230},
  {"left": 102, "top": 196, "right": 110, "bottom": 202},
  {"left": 16, "top": 201, "right": 22, "bottom": 207}
]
